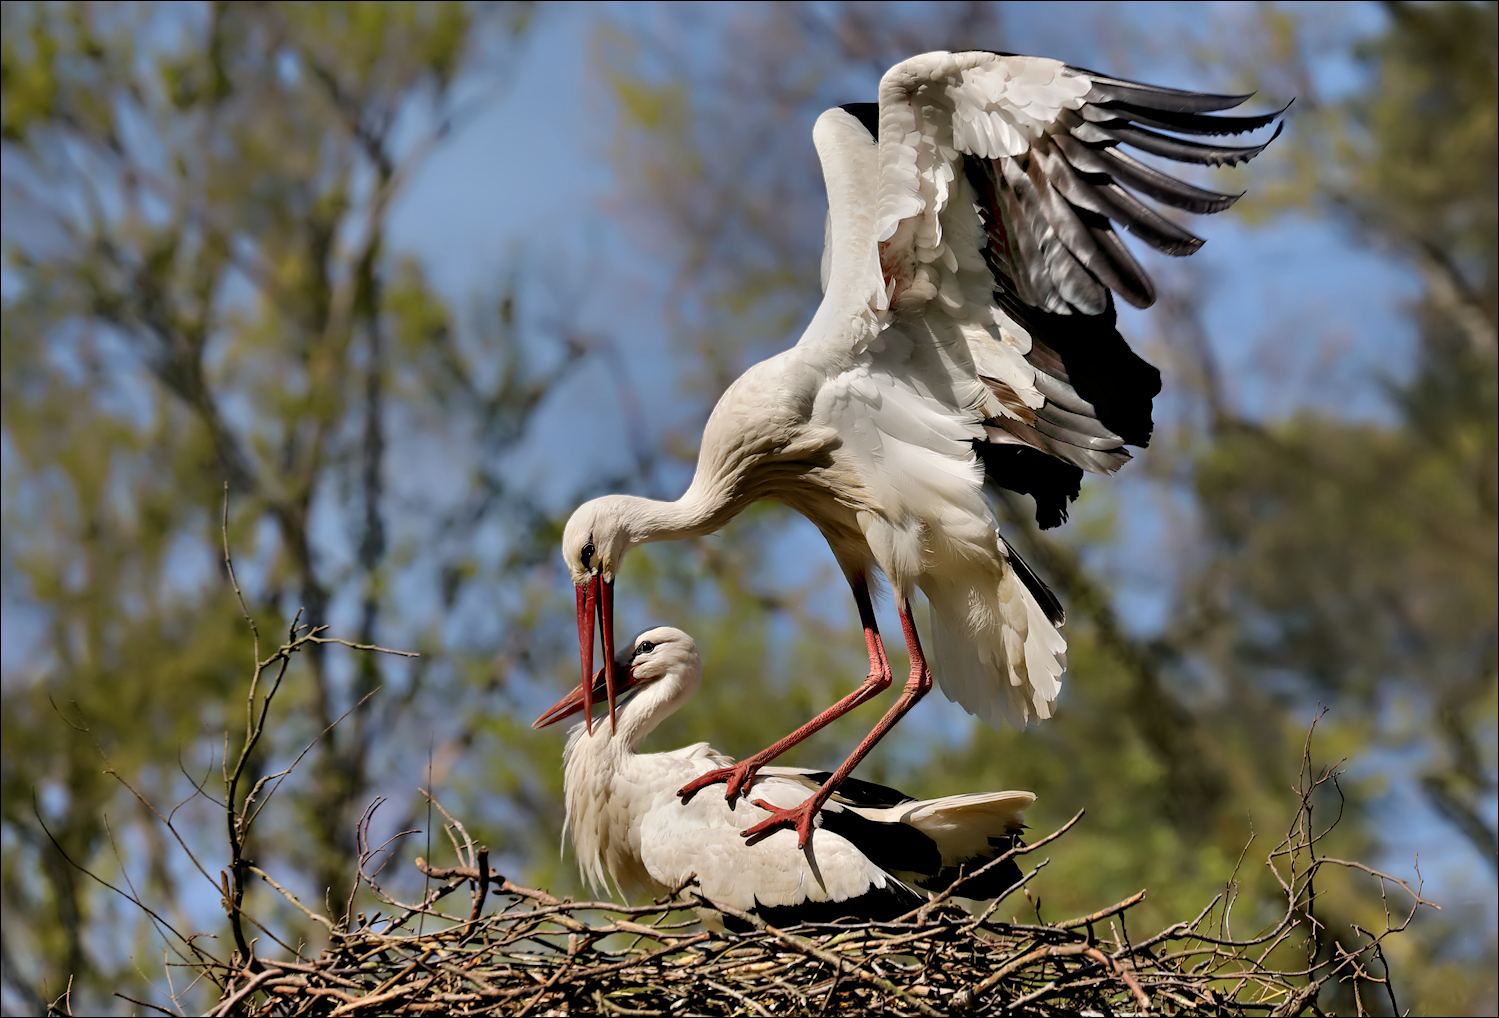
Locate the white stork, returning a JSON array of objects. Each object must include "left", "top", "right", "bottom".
[
  {"left": 561, "top": 51, "right": 1281, "bottom": 846},
  {"left": 534, "top": 626, "right": 1035, "bottom": 927}
]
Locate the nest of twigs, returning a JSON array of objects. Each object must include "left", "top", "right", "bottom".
[
  {"left": 209, "top": 874, "right": 1198, "bottom": 1016},
  {"left": 198, "top": 744, "right": 1427, "bottom": 1018}
]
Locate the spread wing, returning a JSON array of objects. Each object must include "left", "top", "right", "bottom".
[{"left": 848, "top": 51, "right": 1280, "bottom": 527}]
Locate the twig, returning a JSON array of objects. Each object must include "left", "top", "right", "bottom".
[
  {"left": 1059, "top": 889, "right": 1148, "bottom": 930},
  {"left": 470, "top": 846, "right": 492, "bottom": 922}
]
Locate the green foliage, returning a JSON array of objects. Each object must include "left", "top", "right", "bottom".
[
  {"left": 1189, "top": 1, "right": 1497, "bottom": 884},
  {"left": 1, "top": 3, "right": 539, "bottom": 1012},
  {"left": 1356, "top": 2, "right": 1497, "bottom": 273}
]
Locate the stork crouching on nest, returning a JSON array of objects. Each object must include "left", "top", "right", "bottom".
[
  {"left": 560, "top": 51, "right": 1283, "bottom": 846},
  {"left": 535, "top": 626, "right": 1034, "bottom": 929}
]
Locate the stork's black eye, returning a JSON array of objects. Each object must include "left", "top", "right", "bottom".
[
  {"left": 581, "top": 542, "right": 595, "bottom": 569},
  {"left": 634, "top": 641, "right": 656, "bottom": 658}
]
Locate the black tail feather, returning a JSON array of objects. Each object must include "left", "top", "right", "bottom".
[{"left": 1001, "top": 535, "right": 1065, "bottom": 627}]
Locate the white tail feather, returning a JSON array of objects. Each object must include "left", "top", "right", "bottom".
[{"left": 922, "top": 556, "right": 1066, "bottom": 730}]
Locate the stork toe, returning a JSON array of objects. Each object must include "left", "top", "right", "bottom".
[
  {"left": 744, "top": 798, "right": 819, "bottom": 849},
  {"left": 678, "top": 762, "right": 761, "bottom": 804}
]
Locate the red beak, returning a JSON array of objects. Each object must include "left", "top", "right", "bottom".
[
  {"left": 575, "top": 580, "right": 596, "bottom": 734},
  {"left": 574, "top": 575, "right": 618, "bottom": 735},
  {"left": 533, "top": 660, "right": 640, "bottom": 729},
  {"left": 599, "top": 577, "right": 617, "bottom": 732}
]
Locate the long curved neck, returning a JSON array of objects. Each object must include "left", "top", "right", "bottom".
[
  {"left": 612, "top": 675, "right": 688, "bottom": 752},
  {"left": 614, "top": 481, "right": 740, "bottom": 549},
  {"left": 562, "top": 658, "right": 699, "bottom": 895},
  {"left": 569, "top": 665, "right": 697, "bottom": 761}
]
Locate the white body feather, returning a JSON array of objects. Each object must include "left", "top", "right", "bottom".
[
  {"left": 563, "top": 683, "right": 909, "bottom": 912},
  {"left": 561, "top": 629, "right": 1034, "bottom": 918}
]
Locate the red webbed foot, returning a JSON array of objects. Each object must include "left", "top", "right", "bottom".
[
  {"left": 678, "top": 762, "right": 761, "bottom": 805},
  {"left": 743, "top": 798, "right": 820, "bottom": 849}
]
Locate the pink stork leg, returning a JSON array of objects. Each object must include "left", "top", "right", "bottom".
[
  {"left": 743, "top": 595, "right": 934, "bottom": 849},
  {"left": 678, "top": 578, "right": 892, "bottom": 805}
]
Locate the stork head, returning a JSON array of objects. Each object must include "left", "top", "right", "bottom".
[
  {"left": 619, "top": 626, "right": 699, "bottom": 689},
  {"left": 560, "top": 496, "right": 639, "bottom": 735},
  {"left": 533, "top": 627, "right": 699, "bottom": 732}
]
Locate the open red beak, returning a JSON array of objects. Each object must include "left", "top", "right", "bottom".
[
  {"left": 533, "top": 660, "right": 640, "bottom": 730},
  {"left": 574, "top": 575, "right": 617, "bottom": 734}
]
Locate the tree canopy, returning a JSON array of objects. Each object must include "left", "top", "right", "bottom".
[{"left": 1, "top": 3, "right": 1493, "bottom": 1014}]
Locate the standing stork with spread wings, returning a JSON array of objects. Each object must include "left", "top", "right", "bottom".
[{"left": 559, "top": 51, "right": 1281, "bottom": 847}]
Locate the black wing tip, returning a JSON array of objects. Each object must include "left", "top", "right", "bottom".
[
  {"left": 801, "top": 771, "right": 916, "bottom": 808},
  {"left": 1097, "top": 85, "right": 1257, "bottom": 113},
  {"left": 1097, "top": 118, "right": 1283, "bottom": 167},
  {"left": 1078, "top": 67, "right": 1256, "bottom": 112},
  {"left": 837, "top": 102, "right": 880, "bottom": 140},
  {"left": 1098, "top": 102, "right": 1283, "bottom": 137},
  {"left": 817, "top": 806, "right": 943, "bottom": 877}
]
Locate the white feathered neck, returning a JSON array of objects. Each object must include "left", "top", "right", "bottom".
[{"left": 561, "top": 633, "right": 703, "bottom": 895}]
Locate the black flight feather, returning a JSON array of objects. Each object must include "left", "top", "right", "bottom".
[
  {"left": 999, "top": 293, "right": 1162, "bottom": 449},
  {"left": 817, "top": 807, "right": 943, "bottom": 876},
  {"left": 1031, "top": 414, "right": 1127, "bottom": 452},
  {"left": 1083, "top": 100, "right": 1286, "bottom": 137},
  {"left": 1035, "top": 401, "right": 1128, "bottom": 444},
  {"left": 1032, "top": 142, "right": 1162, "bottom": 303},
  {"left": 975, "top": 443, "right": 1083, "bottom": 531},
  {"left": 1000, "top": 157, "right": 1108, "bottom": 313},
  {"left": 1055, "top": 135, "right": 1241, "bottom": 214},
  {"left": 1076, "top": 71, "right": 1255, "bottom": 113},
  {"left": 719, "top": 880, "right": 921, "bottom": 932},
  {"left": 1021, "top": 155, "right": 1140, "bottom": 312},
  {"left": 1072, "top": 117, "right": 1285, "bottom": 167},
  {"left": 1088, "top": 180, "right": 1207, "bottom": 257},
  {"left": 1038, "top": 136, "right": 1202, "bottom": 260},
  {"left": 838, "top": 102, "right": 880, "bottom": 139}
]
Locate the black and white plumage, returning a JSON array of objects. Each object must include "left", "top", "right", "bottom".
[
  {"left": 861, "top": 52, "right": 1280, "bottom": 518},
  {"left": 534, "top": 627, "right": 1033, "bottom": 929},
  {"left": 560, "top": 52, "right": 1279, "bottom": 846}
]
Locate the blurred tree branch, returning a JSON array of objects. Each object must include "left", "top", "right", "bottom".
[{"left": 0, "top": 3, "right": 557, "bottom": 1009}]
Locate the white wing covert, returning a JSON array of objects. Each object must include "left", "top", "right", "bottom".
[{"left": 855, "top": 51, "right": 1280, "bottom": 528}]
